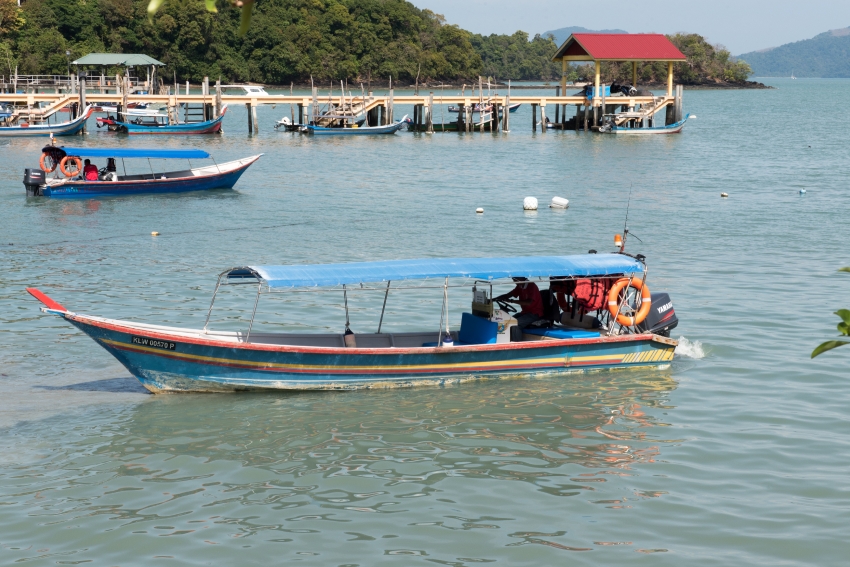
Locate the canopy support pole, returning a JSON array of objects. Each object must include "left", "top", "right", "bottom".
[
  {"left": 245, "top": 282, "right": 262, "bottom": 343},
  {"left": 377, "top": 281, "right": 391, "bottom": 333},
  {"left": 343, "top": 284, "right": 351, "bottom": 331},
  {"left": 203, "top": 273, "right": 224, "bottom": 333},
  {"left": 437, "top": 276, "right": 448, "bottom": 346}
]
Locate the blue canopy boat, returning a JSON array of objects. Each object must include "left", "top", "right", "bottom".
[
  {"left": 0, "top": 106, "right": 93, "bottom": 137},
  {"left": 23, "top": 145, "right": 262, "bottom": 197},
  {"left": 26, "top": 253, "right": 679, "bottom": 393}
]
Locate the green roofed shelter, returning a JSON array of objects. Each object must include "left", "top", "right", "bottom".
[{"left": 71, "top": 53, "right": 165, "bottom": 67}]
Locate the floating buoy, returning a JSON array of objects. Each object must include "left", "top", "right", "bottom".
[
  {"left": 151, "top": 231, "right": 160, "bottom": 236},
  {"left": 476, "top": 207, "right": 484, "bottom": 214},
  {"left": 550, "top": 196, "right": 569, "bottom": 209},
  {"left": 799, "top": 189, "right": 806, "bottom": 194},
  {"left": 523, "top": 197, "right": 538, "bottom": 210},
  {"left": 720, "top": 193, "right": 728, "bottom": 198}
]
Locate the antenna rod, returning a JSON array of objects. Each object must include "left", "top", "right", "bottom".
[{"left": 622, "top": 184, "right": 633, "bottom": 251}]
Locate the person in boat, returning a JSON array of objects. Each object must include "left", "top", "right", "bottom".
[
  {"left": 83, "top": 159, "right": 99, "bottom": 181},
  {"left": 494, "top": 277, "right": 545, "bottom": 328}
]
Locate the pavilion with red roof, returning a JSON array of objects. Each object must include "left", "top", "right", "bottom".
[{"left": 552, "top": 33, "right": 687, "bottom": 98}]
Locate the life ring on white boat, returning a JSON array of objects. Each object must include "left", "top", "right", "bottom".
[
  {"left": 39, "top": 152, "right": 59, "bottom": 173},
  {"left": 59, "top": 155, "right": 82, "bottom": 177},
  {"left": 607, "top": 278, "right": 651, "bottom": 327}
]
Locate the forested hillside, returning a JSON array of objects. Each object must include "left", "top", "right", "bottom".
[
  {"left": 0, "top": 0, "right": 753, "bottom": 86},
  {"left": 738, "top": 27, "right": 850, "bottom": 77}
]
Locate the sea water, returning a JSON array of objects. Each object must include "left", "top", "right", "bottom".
[{"left": 0, "top": 79, "right": 847, "bottom": 565}]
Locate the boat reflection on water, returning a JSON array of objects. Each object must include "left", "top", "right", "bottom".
[
  {"left": 104, "top": 370, "right": 678, "bottom": 483},
  {"left": 2, "top": 371, "right": 679, "bottom": 562}
]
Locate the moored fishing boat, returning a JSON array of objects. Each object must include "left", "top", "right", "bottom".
[
  {"left": 0, "top": 106, "right": 93, "bottom": 137},
  {"left": 26, "top": 253, "right": 679, "bottom": 392},
  {"left": 23, "top": 145, "right": 261, "bottom": 197},
  {"left": 600, "top": 114, "right": 690, "bottom": 135},
  {"left": 97, "top": 106, "right": 227, "bottom": 134},
  {"left": 302, "top": 116, "right": 407, "bottom": 135}
]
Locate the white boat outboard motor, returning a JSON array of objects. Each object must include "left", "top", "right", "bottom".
[
  {"left": 23, "top": 168, "right": 45, "bottom": 196},
  {"left": 636, "top": 292, "right": 678, "bottom": 337}
]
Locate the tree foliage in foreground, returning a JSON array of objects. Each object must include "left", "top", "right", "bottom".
[
  {"left": 2, "top": 1, "right": 753, "bottom": 86},
  {"left": 812, "top": 268, "right": 850, "bottom": 358}
]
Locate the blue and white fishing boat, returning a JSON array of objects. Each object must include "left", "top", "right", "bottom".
[
  {"left": 23, "top": 145, "right": 261, "bottom": 197},
  {"left": 26, "top": 253, "right": 679, "bottom": 393},
  {"left": 0, "top": 106, "right": 93, "bottom": 137},
  {"left": 303, "top": 116, "right": 408, "bottom": 135},
  {"left": 106, "top": 106, "right": 227, "bottom": 135}
]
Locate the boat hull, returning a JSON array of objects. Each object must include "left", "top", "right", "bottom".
[
  {"left": 607, "top": 114, "right": 689, "bottom": 135},
  {"left": 0, "top": 107, "right": 92, "bottom": 137},
  {"left": 40, "top": 155, "right": 260, "bottom": 198},
  {"left": 117, "top": 113, "right": 225, "bottom": 134},
  {"left": 304, "top": 122, "right": 403, "bottom": 135},
  {"left": 64, "top": 313, "right": 676, "bottom": 392}
]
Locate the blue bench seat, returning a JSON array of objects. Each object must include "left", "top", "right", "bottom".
[{"left": 522, "top": 326, "right": 600, "bottom": 340}]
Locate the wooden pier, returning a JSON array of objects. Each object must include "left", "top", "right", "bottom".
[{"left": 0, "top": 85, "right": 682, "bottom": 133}]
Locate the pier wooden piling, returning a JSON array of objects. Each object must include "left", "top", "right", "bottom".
[
  {"left": 540, "top": 101, "right": 546, "bottom": 132},
  {"left": 554, "top": 86, "right": 560, "bottom": 124},
  {"left": 426, "top": 92, "right": 434, "bottom": 133},
  {"left": 532, "top": 103, "right": 537, "bottom": 132}
]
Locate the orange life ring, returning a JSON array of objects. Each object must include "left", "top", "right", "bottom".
[
  {"left": 607, "top": 278, "right": 651, "bottom": 327},
  {"left": 39, "top": 152, "right": 58, "bottom": 173},
  {"left": 59, "top": 155, "right": 82, "bottom": 177}
]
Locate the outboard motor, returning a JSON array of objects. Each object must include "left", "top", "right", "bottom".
[
  {"left": 23, "top": 168, "right": 45, "bottom": 197},
  {"left": 636, "top": 292, "right": 678, "bottom": 337}
]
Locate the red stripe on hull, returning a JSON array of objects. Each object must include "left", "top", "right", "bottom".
[
  {"left": 76, "top": 314, "right": 654, "bottom": 356},
  {"left": 107, "top": 342, "right": 571, "bottom": 375}
]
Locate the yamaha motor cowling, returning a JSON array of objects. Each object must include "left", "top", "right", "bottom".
[
  {"left": 636, "top": 292, "right": 678, "bottom": 337},
  {"left": 23, "top": 168, "right": 45, "bottom": 196}
]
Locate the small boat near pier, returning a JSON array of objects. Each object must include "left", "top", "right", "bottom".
[
  {"left": 0, "top": 105, "right": 93, "bottom": 137},
  {"left": 24, "top": 145, "right": 261, "bottom": 197}
]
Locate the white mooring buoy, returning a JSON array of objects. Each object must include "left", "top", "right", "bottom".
[
  {"left": 799, "top": 189, "right": 807, "bottom": 194},
  {"left": 476, "top": 207, "right": 484, "bottom": 214},
  {"left": 523, "top": 197, "right": 538, "bottom": 210},
  {"left": 151, "top": 231, "right": 160, "bottom": 236},
  {"left": 549, "top": 196, "right": 569, "bottom": 209}
]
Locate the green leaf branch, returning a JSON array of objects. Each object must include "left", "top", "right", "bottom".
[{"left": 812, "top": 270, "right": 850, "bottom": 358}]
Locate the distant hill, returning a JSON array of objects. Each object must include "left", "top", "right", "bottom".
[
  {"left": 738, "top": 27, "right": 850, "bottom": 77},
  {"left": 543, "top": 26, "right": 628, "bottom": 47}
]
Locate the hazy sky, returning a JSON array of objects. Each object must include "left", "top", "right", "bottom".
[{"left": 411, "top": 0, "right": 850, "bottom": 54}]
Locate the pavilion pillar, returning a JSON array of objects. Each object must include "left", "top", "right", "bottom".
[
  {"left": 561, "top": 58, "right": 567, "bottom": 91},
  {"left": 594, "top": 61, "right": 600, "bottom": 102},
  {"left": 667, "top": 61, "right": 674, "bottom": 97}
]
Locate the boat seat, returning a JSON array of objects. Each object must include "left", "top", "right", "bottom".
[
  {"left": 421, "top": 313, "right": 498, "bottom": 347},
  {"left": 522, "top": 326, "right": 600, "bottom": 340}
]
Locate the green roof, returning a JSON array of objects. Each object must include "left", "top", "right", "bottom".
[{"left": 71, "top": 53, "right": 165, "bottom": 66}]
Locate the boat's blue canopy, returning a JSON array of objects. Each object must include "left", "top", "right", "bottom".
[
  {"left": 56, "top": 147, "right": 211, "bottom": 159},
  {"left": 227, "top": 254, "right": 644, "bottom": 288}
]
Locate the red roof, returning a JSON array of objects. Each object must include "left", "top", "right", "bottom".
[{"left": 553, "top": 33, "right": 686, "bottom": 61}]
